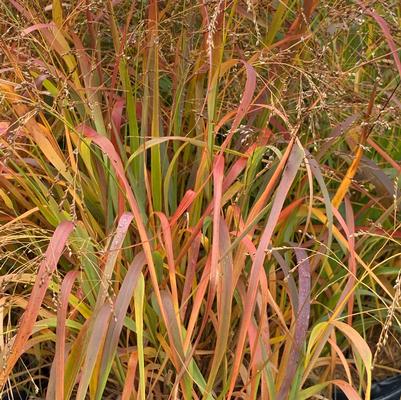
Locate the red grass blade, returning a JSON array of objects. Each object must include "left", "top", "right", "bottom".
[
  {"left": 170, "top": 190, "right": 197, "bottom": 227},
  {"left": 121, "top": 352, "right": 138, "bottom": 400},
  {"left": 332, "top": 380, "right": 362, "bottom": 400},
  {"left": 154, "top": 212, "right": 180, "bottom": 313},
  {"left": 180, "top": 232, "right": 201, "bottom": 320},
  {"left": 78, "top": 125, "right": 170, "bottom": 329},
  {"left": 205, "top": 219, "right": 234, "bottom": 395},
  {"left": 209, "top": 155, "right": 225, "bottom": 304},
  {"left": 360, "top": 3, "right": 401, "bottom": 78},
  {"left": 54, "top": 271, "right": 79, "bottom": 400},
  {"left": 220, "top": 62, "right": 257, "bottom": 152},
  {"left": 0, "top": 221, "right": 74, "bottom": 388},
  {"left": 227, "top": 143, "right": 303, "bottom": 399},
  {"left": 367, "top": 137, "right": 401, "bottom": 173},
  {"left": 245, "top": 136, "right": 296, "bottom": 230}
]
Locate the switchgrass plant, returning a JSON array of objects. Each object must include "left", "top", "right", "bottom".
[{"left": 1, "top": 0, "right": 401, "bottom": 399}]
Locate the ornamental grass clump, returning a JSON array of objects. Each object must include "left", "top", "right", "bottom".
[{"left": 1, "top": 1, "right": 401, "bottom": 399}]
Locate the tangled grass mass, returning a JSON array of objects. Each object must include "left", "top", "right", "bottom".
[{"left": 1, "top": 0, "right": 401, "bottom": 399}]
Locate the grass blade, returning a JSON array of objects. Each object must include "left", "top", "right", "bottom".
[
  {"left": 277, "top": 248, "right": 311, "bottom": 400},
  {"left": 95, "top": 252, "right": 146, "bottom": 399},
  {"left": 0, "top": 221, "right": 74, "bottom": 388},
  {"left": 76, "top": 305, "right": 111, "bottom": 400},
  {"left": 228, "top": 142, "right": 304, "bottom": 398},
  {"left": 54, "top": 271, "right": 79, "bottom": 400},
  {"left": 121, "top": 352, "right": 138, "bottom": 400}
]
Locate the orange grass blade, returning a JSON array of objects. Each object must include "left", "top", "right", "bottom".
[
  {"left": 331, "top": 380, "right": 362, "bottom": 400},
  {"left": 121, "top": 352, "right": 138, "bottom": 400},
  {"left": 75, "top": 305, "right": 111, "bottom": 400},
  {"left": 78, "top": 125, "right": 169, "bottom": 321},
  {"left": 54, "top": 271, "right": 79, "bottom": 400},
  {"left": 95, "top": 252, "right": 147, "bottom": 399},
  {"left": 96, "top": 212, "right": 134, "bottom": 308},
  {"left": 154, "top": 212, "right": 180, "bottom": 314},
  {"left": 332, "top": 87, "right": 376, "bottom": 208},
  {"left": 227, "top": 143, "right": 304, "bottom": 398},
  {"left": 0, "top": 221, "right": 74, "bottom": 388},
  {"left": 204, "top": 219, "right": 234, "bottom": 396}
]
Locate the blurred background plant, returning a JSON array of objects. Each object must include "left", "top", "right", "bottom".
[{"left": 0, "top": 0, "right": 401, "bottom": 399}]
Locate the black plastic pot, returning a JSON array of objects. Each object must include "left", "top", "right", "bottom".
[{"left": 333, "top": 375, "right": 401, "bottom": 400}]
